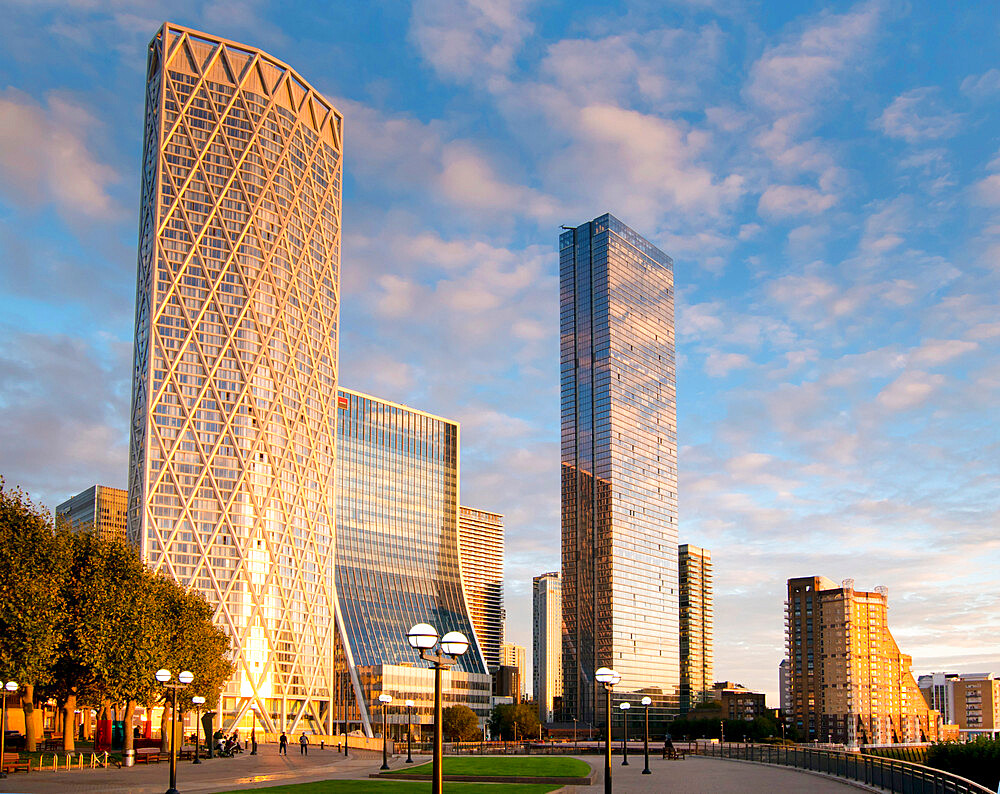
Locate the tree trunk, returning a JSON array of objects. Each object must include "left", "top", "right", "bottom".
[
  {"left": 22, "top": 685, "right": 37, "bottom": 752},
  {"left": 160, "top": 700, "right": 172, "bottom": 753},
  {"left": 123, "top": 701, "right": 136, "bottom": 752},
  {"left": 62, "top": 693, "right": 76, "bottom": 752}
]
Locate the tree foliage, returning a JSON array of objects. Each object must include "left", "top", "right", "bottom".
[
  {"left": 490, "top": 702, "right": 540, "bottom": 740},
  {"left": 442, "top": 704, "right": 480, "bottom": 741},
  {"left": 926, "top": 737, "right": 1000, "bottom": 790},
  {"left": 667, "top": 714, "right": 779, "bottom": 742}
]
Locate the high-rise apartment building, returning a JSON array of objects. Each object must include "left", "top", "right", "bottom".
[
  {"left": 917, "top": 672, "right": 957, "bottom": 725},
  {"left": 560, "top": 214, "right": 678, "bottom": 726},
  {"left": 459, "top": 506, "right": 504, "bottom": 671},
  {"left": 127, "top": 23, "right": 342, "bottom": 733},
  {"left": 501, "top": 643, "right": 527, "bottom": 700},
  {"left": 786, "top": 577, "right": 938, "bottom": 745},
  {"left": 679, "top": 544, "right": 713, "bottom": 714},
  {"left": 533, "top": 571, "right": 563, "bottom": 723},
  {"left": 56, "top": 485, "right": 128, "bottom": 543},
  {"left": 952, "top": 674, "right": 1000, "bottom": 738},
  {"left": 779, "top": 659, "right": 790, "bottom": 717},
  {"left": 335, "top": 389, "right": 491, "bottom": 733}
]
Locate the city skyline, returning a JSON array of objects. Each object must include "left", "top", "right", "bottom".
[{"left": 1, "top": 2, "right": 999, "bottom": 702}]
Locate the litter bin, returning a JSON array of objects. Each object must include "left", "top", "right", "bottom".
[{"left": 123, "top": 748, "right": 135, "bottom": 767}]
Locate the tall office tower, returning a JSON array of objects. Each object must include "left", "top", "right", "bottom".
[
  {"left": 501, "top": 643, "right": 528, "bottom": 699},
  {"left": 917, "top": 672, "right": 957, "bottom": 725},
  {"left": 458, "top": 506, "right": 505, "bottom": 671},
  {"left": 127, "top": 23, "right": 343, "bottom": 734},
  {"left": 952, "top": 674, "right": 1000, "bottom": 738},
  {"left": 560, "top": 214, "right": 678, "bottom": 727},
  {"left": 778, "top": 659, "right": 790, "bottom": 717},
  {"left": 678, "top": 544, "right": 713, "bottom": 714},
  {"left": 786, "top": 577, "right": 938, "bottom": 745},
  {"left": 56, "top": 485, "right": 128, "bottom": 543},
  {"left": 336, "top": 389, "right": 491, "bottom": 735},
  {"left": 533, "top": 571, "right": 563, "bottom": 722}
]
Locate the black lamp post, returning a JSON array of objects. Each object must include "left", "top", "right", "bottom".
[
  {"left": 249, "top": 706, "right": 257, "bottom": 755},
  {"left": 408, "top": 623, "right": 470, "bottom": 794},
  {"left": 595, "top": 666, "right": 620, "bottom": 794},
  {"left": 192, "top": 697, "right": 205, "bottom": 764},
  {"left": 573, "top": 716, "right": 578, "bottom": 748},
  {"left": 156, "top": 668, "right": 193, "bottom": 794},
  {"left": 619, "top": 702, "right": 631, "bottom": 766},
  {"left": 0, "top": 681, "right": 19, "bottom": 779},
  {"left": 379, "top": 693, "right": 392, "bottom": 770},
  {"left": 405, "top": 699, "right": 414, "bottom": 763},
  {"left": 641, "top": 696, "right": 651, "bottom": 774}
]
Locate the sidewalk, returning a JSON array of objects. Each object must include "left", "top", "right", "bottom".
[{"left": 0, "top": 744, "right": 403, "bottom": 794}]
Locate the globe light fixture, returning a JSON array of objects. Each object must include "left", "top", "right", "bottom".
[
  {"left": 620, "top": 702, "right": 631, "bottom": 766},
  {"left": 178, "top": 670, "right": 194, "bottom": 685},
  {"left": 192, "top": 696, "right": 206, "bottom": 764},
  {"left": 156, "top": 668, "right": 194, "bottom": 794},
  {"left": 440, "top": 631, "right": 469, "bottom": 657},
  {"left": 156, "top": 669, "right": 172, "bottom": 683},
  {"left": 407, "top": 623, "right": 439, "bottom": 650},
  {"left": 595, "top": 667, "right": 619, "bottom": 793},
  {"left": 641, "top": 696, "right": 653, "bottom": 774},
  {"left": 378, "top": 693, "right": 393, "bottom": 770}
]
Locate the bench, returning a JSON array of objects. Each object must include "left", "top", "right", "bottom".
[
  {"left": 662, "top": 748, "right": 688, "bottom": 760},
  {"left": 43, "top": 733, "right": 64, "bottom": 751},
  {"left": 1, "top": 753, "right": 30, "bottom": 773},
  {"left": 135, "top": 747, "right": 165, "bottom": 764}
]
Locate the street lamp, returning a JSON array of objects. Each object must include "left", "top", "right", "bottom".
[
  {"left": 405, "top": 699, "right": 415, "bottom": 763},
  {"left": 595, "top": 666, "right": 620, "bottom": 794},
  {"left": 641, "top": 696, "right": 652, "bottom": 775},
  {"left": 191, "top": 697, "right": 205, "bottom": 764},
  {"left": 408, "top": 623, "right": 469, "bottom": 794},
  {"left": 156, "top": 668, "right": 193, "bottom": 794},
  {"left": 379, "top": 693, "right": 392, "bottom": 770},
  {"left": 619, "top": 702, "right": 631, "bottom": 766},
  {"left": 0, "top": 681, "right": 18, "bottom": 779},
  {"left": 249, "top": 706, "right": 257, "bottom": 755},
  {"left": 573, "top": 716, "right": 578, "bottom": 748}
]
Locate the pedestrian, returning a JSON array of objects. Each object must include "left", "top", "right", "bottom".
[
  {"left": 299, "top": 732, "right": 309, "bottom": 755},
  {"left": 279, "top": 731, "right": 288, "bottom": 755}
]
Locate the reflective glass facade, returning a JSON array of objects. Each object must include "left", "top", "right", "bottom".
[
  {"left": 560, "top": 214, "right": 679, "bottom": 727},
  {"left": 533, "top": 571, "right": 563, "bottom": 722},
  {"left": 335, "top": 388, "right": 490, "bottom": 731},
  {"left": 679, "top": 544, "right": 713, "bottom": 714},
  {"left": 56, "top": 485, "right": 128, "bottom": 543},
  {"left": 458, "top": 506, "right": 504, "bottom": 671},
  {"left": 127, "top": 23, "right": 342, "bottom": 734}
]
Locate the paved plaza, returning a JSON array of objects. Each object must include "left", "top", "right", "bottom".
[{"left": 0, "top": 749, "right": 871, "bottom": 793}]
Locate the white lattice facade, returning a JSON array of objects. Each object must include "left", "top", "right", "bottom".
[{"left": 127, "top": 23, "right": 343, "bottom": 734}]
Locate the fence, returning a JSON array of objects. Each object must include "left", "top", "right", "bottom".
[{"left": 696, "top": 743, "right": 994, "bottom": 794}]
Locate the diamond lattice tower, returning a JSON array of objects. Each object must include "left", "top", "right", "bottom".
[{"left": 126, "top": 22, "right": 342, "bottom": 734}]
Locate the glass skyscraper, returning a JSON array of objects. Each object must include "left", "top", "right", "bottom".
[
  {"left": 679, "top": 544, "right": 713, "bottom": 714},
  {"left": 533, "top": 571, "right": 563, "bottom": 723},
  {"left": 560, "top": 214, "right": 678, "bottom": 727},
  {"left": 127, "top": 23, "right": 342, "bottom": 734},
  {"left": 458, "top": 506, "right": 505, "bottom": 671}
]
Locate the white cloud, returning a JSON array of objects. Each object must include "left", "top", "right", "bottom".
[
  {"left": 973, "top": 174, "right": 1000, "bottom": 206},
  {"left": 758, "top": 184, "right": 836, "bottom": 218},
  {"left": 705, "top": 351, "right": 752, "bottom": 377},
  {"left": 877, "top": 88, "right": 963, "bottom": 143},
  {"left": 909, "top": 339, "right": 978, "bottom": 367},
  {"left": 876, "top": 370, "right": 945, "bottom": 411},
  {"left": 960, "top": 68, "right": 1000, "bottom": 100}
]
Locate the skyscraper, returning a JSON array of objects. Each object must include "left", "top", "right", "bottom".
[
  {"left": 679, "top": 544, "right": 713, "bottom": 714},
  {"left": 786, "top": 577, "right": 938, "bottom": 744},
  {"left": 533, "top": 571, "right": 563, "bottom": 723},
  {"left": 335, "top": 388, "right": 491, "bottom": 733},
  {"left": 56, "top": 485, "right": 128, "bottom": 543},
  {"left": 560, "top": 214, "right": 678, "bottom": 726},
  {"left": 127, "top": 23, "right": 342, "bottom": 733},
  {"left": 501, "top": 643, "right": 528, "bottom": 700},
  {"left": 458, "top": 506, "right": 505, "bottom": 671}
]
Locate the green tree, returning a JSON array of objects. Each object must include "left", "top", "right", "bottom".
[
  {"left": 490, "top": 702, "right": 540, "bottom": 740},
  {"left": 442, "top": 704, "right": 480, "bottom": 741}
]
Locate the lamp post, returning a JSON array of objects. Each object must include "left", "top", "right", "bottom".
[
  {"left": 156, "top": 668, "right": 193, "bottom": 794},
  {"left": 641, "top": 696, "right": 652, "bottom": 774},
  {"left": 619, "top": 702, "right": 631, "bottom": 766},
  {"left": 407, "top": 623, "right": 469, "bottom": 794},
  {"left": 573, "top": 716, "right": 578, "bottom": 748},
  {"left": 595, "top": 667, "right": 620, "bottom": 794},
  {"left": 0, "top": 681, "right": 18, "bottom": 779},
  {"left": 191, "top": 697, "right": 205, "bottom": 764},
  {"left": 405, "top": 699, "right": 414, "bottom": 763},
  {"left": 379, "top": 693, "right": 392, "bottom": 770},
  {"left": 249, "top": 706, "right": 257, "bottom": 755}
]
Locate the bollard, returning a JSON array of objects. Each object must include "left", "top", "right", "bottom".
[
  {"left": 103, "top": 750, "right": 109, "bottom": 768},
  {"left": 123, "top": 748, "right": 135, "bottom": 767}
]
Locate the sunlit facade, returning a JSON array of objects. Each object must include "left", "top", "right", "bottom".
[
  {"left": 679, "top": 544, "right": 713, "bottom": 713},
  {"left": 56, "top": 485, "right": 128, "bottom": 543},
  {"left": 458, "top": 506, "right": 504, "bottom": 671},
  {"left": 335, "top": 388, "right": 491, "bottom": 732},
  {"left": 560, "top": 214, "right": 679, "bottom": 727},
  {"left": 533, "top": 571, "right": 563, "bottom": 722},
  {"left": 127, "top": 23, "right": 342, "bottom": 734}
]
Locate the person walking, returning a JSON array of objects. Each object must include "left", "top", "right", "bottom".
[
  {"left": 279, "top": 731, "right": 288, "bottom": 755},
  {"left": 299, "top": 732, "right": 309, "bottom": 755}
]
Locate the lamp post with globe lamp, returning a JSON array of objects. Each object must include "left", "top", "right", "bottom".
[
  {"left": 594, "top": 667, "right": 620, "bottom": 794},
  {"left": 191, "top": 696, "right": 205, "bottom": 764},
  {"left": 249, "top": 705, "right": 257, "bottom": 755},
  {"left": 156, "top": 668, "right": 193, "bottom": 794},
  {"left": 405, "top": 699, "right": 415, "bottom": 763},
  {"left": 378, "top": 693, "right": 392, "bottom": 770},
  {"left": 619, "top": 702, "right": 631, "bottom": 765},
  {"left": 407, "top": 623, "right": 469, "bottom": 794},
  {"left": 0, "top": 681, "right": 18, "bottom": 779},
  {"left": 641, "top": 696, "right": 652, "bottom": 774}
]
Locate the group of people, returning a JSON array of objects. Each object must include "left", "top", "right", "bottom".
[
  {"left": 213, "top": 728, "right": 245, "bottom": 756},
  {"left": 277, "top": 731, "right": 311, "bottom": 755}
]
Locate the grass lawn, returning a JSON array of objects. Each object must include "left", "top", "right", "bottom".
[
  {"left": 385, "top": 755, "right": 591, "bottom": 778},
  {"left": 213, "top": 781, "right": 561, "bottom": 794}
]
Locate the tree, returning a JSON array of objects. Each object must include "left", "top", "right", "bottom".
[
  {"left": 442, "top": 705, "right": 480, "bottom": 741},
  {"left": 490, "top": 702, "right": 540, "bottom": 740}
]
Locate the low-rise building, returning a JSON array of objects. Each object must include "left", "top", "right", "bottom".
[{"left": 952, "top": 673, "right": 1000, "bottom": 738}]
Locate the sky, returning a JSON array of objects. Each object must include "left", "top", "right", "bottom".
[{"left": 1, "top": 0, "right": 998, "bottom": 703}]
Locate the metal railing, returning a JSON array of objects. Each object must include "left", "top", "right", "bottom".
[{"left": 696, "top": 743, "right": 994, "bottom": 794}]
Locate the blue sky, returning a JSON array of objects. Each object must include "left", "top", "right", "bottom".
[{"left": 1, "top": 0, "right": 998, "bottom": 701}]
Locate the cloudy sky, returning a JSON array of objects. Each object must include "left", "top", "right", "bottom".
[{"left": 1, "top": 0, "right": 998, "bottom": 701}]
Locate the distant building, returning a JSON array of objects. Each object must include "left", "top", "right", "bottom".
[
  {"left": 917, "top": 672, "right": 958, "bottom": 725},
  {"left": 459, "top": 506, "right": 505, "bottom": 671},
  {"left": 492, "top": 665, "right": 522, "bottom": 703},
  {"left": 501, "top": 643, "right": 527, "bottom": 700},
  {"left": 712, "top": 682, "right": 767, "bottom": 721},
  {"left": 779, "top": 659, "right": 790, "bottom": 717},
  {"left": 952, "top": 674, "right": 1000, "bottom": 738},
  {"left": 533, "top": 571, "right": 563, "bottom": 723},
  {"left": 679, "top": 544, "right": 713, "bottom": 714},
  {"left": 56, "top": 485, "right": 128, "bottom": 543},
  {"left": 786, "top": 577, "right": 938, "bottom": 745}
]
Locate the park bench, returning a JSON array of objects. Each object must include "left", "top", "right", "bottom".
[
  {"left": 135, "top": 747, "right": 165, "bottom": 764},
  {"left": 1, "top": 753, "right": 30, "bottom": 773},
  {"left": 43, "top": 733, "right": 63, "bottom": 751}
]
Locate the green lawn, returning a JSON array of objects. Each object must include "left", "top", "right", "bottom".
[
  {"left": 385, "top": 755, "right": 591, "bottom": 778},
  {"left": 213, "top": 781, "right": 561, "bottom": 794}
]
